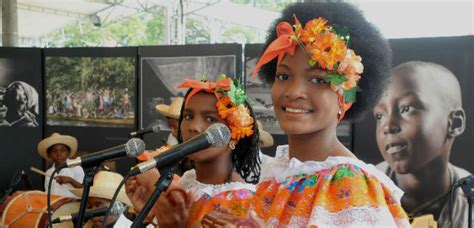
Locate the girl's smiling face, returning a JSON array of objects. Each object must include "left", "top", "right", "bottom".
[{"left": 271, "top": 48, "right": 340, "bottom": 135}]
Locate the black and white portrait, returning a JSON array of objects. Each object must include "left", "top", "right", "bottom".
[{"left": 0, "top": 58, "right": 39, "bottom": 127}]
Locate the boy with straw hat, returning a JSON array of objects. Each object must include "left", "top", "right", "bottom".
[
  {"left": 155, "top": 97, "right": 183, "bottom": 146},
  {"left": 38, "top": 132, "right": 84, "bottom": 198},
  {"left": 137, "top": 97, "right": 184, "bottom": 161},
  {"left": 71, "top": 171, "right": 131, "bottom": 228},
  {"left": 256, "top": 120, "right": 274, "bottom": 149}
]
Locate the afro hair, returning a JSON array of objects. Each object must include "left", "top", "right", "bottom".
[{"left": 257, "top": 2, "right": 392, "bottom": 122}]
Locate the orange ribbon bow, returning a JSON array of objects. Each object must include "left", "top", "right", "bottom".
[
  {"left": 252, "top": 20, "right": 299, "bottom": 78},
  {"left": 177, "top": 78, "right": 232, "bottom": 105}
]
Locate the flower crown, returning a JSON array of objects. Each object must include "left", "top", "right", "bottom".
[
  {"left": 177, "top": 75, "right": 254, "bottom": 141},
  {"left": 253, "top": 15, "right": 364, "bottom": 120}
]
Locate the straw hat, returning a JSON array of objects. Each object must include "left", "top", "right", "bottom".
[
  {"left": 37, "top": 132, "right": 78, "bottom": 161},
  {"left": 257, "top": 121, "right": 274, "bottom": 148},
  {"left": 155, "top": 97, "right": 184, "bottom": 119},
  {"left": 71, "top": 171, "right": 132, "bottom": 206}
]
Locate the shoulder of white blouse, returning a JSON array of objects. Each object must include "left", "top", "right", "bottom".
[{"left": 180, "top": 169, "right": 255, "bottom": 199}]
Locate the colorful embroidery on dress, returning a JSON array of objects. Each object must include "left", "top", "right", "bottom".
[{"left": 253, "top": 163, "right": 409, "bottom": 227}]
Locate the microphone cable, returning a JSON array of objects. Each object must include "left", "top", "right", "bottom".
[
  {"left": 46, "top": 168, "right": 60, "bottom": 228},
  {"left": 101, "top": 172, "right": 131, "bottom": 228}
]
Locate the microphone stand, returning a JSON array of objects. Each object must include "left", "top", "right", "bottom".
[
  {"left": 74, "top": 166, "right": 98, "bottom": 228},
  {"left": 129, "top": 132, "right": 144, "bottom": 140},
  {"left": 131, "top": 164, "right": 176, "bottom": 228},
  {"left": 0, "top": 169, "right": 22, "bottom": 205},
  {"left": 460, "top": 175, "right": 474, "bottom": 228}
]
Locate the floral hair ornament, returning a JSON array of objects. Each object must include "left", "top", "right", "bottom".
[
  {"left": 177, "top": 75, "right": 254, "bottom": 141},
  {"left": 253, "top": 15, "right": 364, "bottom": 121}
]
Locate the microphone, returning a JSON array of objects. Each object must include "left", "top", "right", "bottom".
[
  {"left": 129, "top": 125, "right": 160, "bottom": 138},
  {"left": 52, "top": 202, "right": 125, "bottom": 224},
  {"left": 129, "top": 123, "right": 230, "bottom": 176},
  {"left": 57, "top": 138, "right": 146, "bottom": 169}
]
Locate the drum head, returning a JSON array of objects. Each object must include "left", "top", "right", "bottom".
[{"left": 1, "top": 191, "right": 80, "bottom": 228}]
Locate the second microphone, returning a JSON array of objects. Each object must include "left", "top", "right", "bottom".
[{"left": 129, "top": 123, "right": 231, "bottom": 176}]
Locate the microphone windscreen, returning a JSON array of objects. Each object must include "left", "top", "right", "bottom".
[
  {"left": 126, "top": 138, "right": 146, "bottom": 157},
  {"left": 206, "top": 123, "right": 231, "bottom": 147},
  {"left": 110, "top": 202, "right": 126, "bottom": 215},
  {"left": 151, "top": 125, "right": 160, "bottom": 133}
]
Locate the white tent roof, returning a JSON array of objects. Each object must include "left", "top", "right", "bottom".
[
  {"left": 15, "top": 0, "right": 115, "bottom": 42},
  {"left": 2, "top": 0, "right": 279, "bottom": 46},
  {"left": 1, "top": 0, "right": 472, "bottom": 46}
]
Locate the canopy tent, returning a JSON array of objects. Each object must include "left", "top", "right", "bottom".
[
  {"left": 1, "top": 0, "right": 472, "bottom": 47},
  {"left": 1, "top": 0, "right": 279, "bottom": 46}
]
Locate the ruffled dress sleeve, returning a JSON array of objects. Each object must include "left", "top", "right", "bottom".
[{"left": 253, "top": 145, "right": 410, "bottom": 227}]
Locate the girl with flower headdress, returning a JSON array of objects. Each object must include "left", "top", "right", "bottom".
[
  {"left": 240, "top": 2, "right": 410, "bottom": 227},
  {"left": 125, "top": 75, "right": 261, "bottom": 227}
]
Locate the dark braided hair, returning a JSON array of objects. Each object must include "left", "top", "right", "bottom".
[
  {"left": 257, "top": 2, "right": 392, "bottom": 122},
  {"left": 176, "top": 88, "right": 261, "bottom": 184}
]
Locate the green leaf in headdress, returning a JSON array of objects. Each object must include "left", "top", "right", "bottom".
[
  {"left": 215, "top": 87, "right": 224, "bottom": 95},
  {"left": 343, "top": 87, "right": 361, "bottom": 103},
  {"left": 293, "top": 23, "right": 302, "bottom": 33},
  {"left": 332, "top": 24, "right": 351, "bottom": 46},
  {"left": 227, "top": 79, "right": 246, "bottom": 106},
  {"left": 326, "top": 73, "right": 347, "bottom": 86}
]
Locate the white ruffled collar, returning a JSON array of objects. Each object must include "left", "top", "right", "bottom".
[
  {"left": 179, "top": 169, "right": 255, "bottom": 200},
  {"left": 261, "top": 145, "right": 405, "bottom": 201}
]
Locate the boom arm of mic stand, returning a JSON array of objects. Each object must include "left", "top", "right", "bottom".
[{"left": 131, "top": 165, "right": 176, "bottom": 228}]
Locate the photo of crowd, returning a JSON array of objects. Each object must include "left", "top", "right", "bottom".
[{"left": 45, "top": 57, "right": 135, "bottom": 127}]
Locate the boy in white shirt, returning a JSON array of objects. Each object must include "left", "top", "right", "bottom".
[{"left": 39, "top": 132, "right": 84, "bottom": 198}]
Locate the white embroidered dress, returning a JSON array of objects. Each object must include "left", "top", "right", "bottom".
[{"left": 253, "top": 145, "right": 411, "bottom": 227}]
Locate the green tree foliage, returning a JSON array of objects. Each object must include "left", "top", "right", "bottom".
[
  {"left": 220, "top": 25, "right": 259, "bottom": 43},
  {"left": 46, "top": 7, "right": 165, "bottom": 47},
  {"left": 185, "top": 16, "right": 211, "bottom": 44},
  {"left": 44, "top": 1, "right": 294, "bottom": 47},
  {"left": 45, "top": 57, "right": 135, "bottom": 94}
]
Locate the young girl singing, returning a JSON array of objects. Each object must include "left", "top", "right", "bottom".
[{"left": 127, "top": 76, "right": 261, "bottom": 227}]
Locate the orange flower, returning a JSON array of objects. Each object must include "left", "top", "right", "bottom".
[
  {"left": 308, "top": 33, "right": 346, "bottom": 70},
  {"left": 337, "top": 49, "right": 364, "bottom": 75},
  {"left": 342, "top": 73, "right": 361, "bottom": 90},
  {"left": 301, "top": 17, "right": 329, "bottom": 43},
  {"left": 227, "top": 105, "right": 254, "bottom": 127},
  {"left": 216, "top": 98, "right": 254, "bottom": 140},
  {"left": 230, "top": 125, "right": 254, "bottom": 141},
  {"left": 216, "top": 96, "right": 235, "bottom": 119}
]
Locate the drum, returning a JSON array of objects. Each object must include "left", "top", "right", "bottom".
[{"left": 1, "top": 191, "right": 80, "bottom": 228}]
